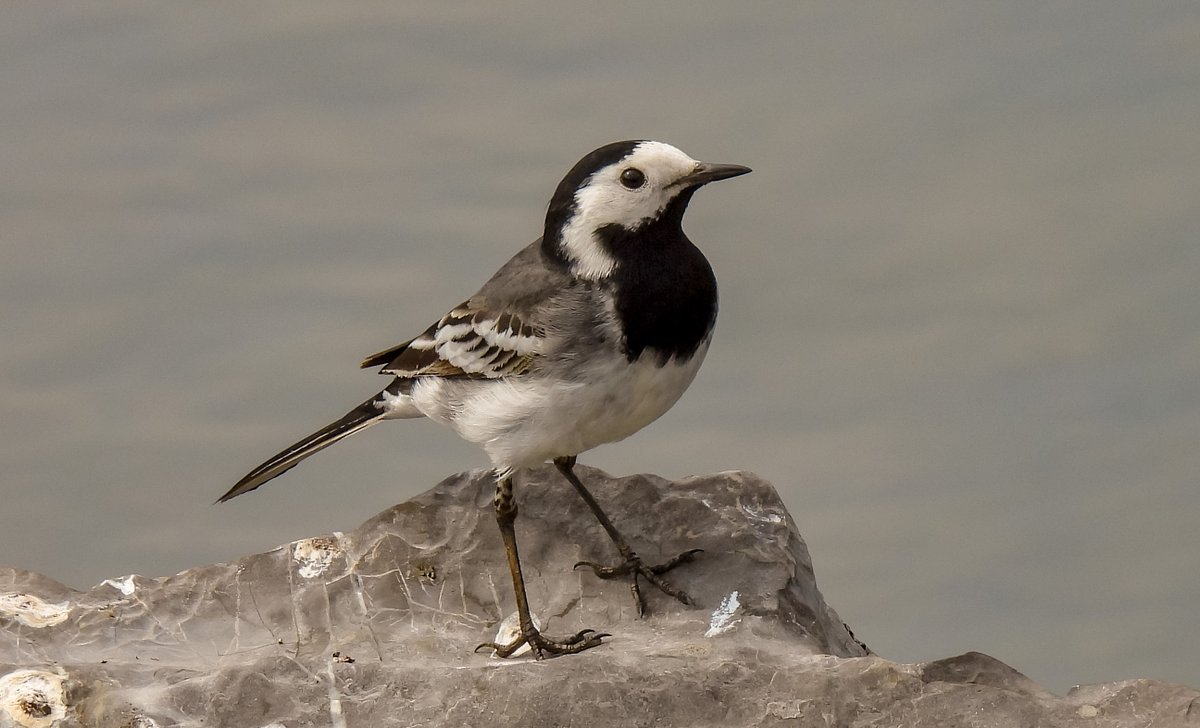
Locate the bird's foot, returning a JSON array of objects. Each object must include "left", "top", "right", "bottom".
[
  {"left": 574, "top": 548, "right": 703, "bottom": 616},
  {"left": 475, "top": 627, "right": 609, "bottom": 659}
]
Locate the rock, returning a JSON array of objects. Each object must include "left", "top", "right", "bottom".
[{"left": 1, "top": 467, "right": 1196, "bottom": 727}]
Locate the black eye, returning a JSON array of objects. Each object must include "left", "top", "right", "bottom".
[{"left": 620, "top": 167, "right": 646, "bottom": 189}]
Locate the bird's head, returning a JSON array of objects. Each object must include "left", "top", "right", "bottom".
[{"left": 543, "top": 140, "right": 750, "bottom": 280}]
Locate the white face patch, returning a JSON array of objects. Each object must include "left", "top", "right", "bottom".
[{"left": 559, "top": 141, "right": 701, "bottom": 280}]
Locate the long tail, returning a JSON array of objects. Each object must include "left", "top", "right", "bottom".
[{"left": 218, "top": 390, "right": 398, "bottom": 503}]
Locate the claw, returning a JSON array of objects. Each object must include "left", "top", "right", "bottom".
[
  {"left": 650, "top": 548, "right": 703, "bottom": 575},
  {"left": 476, "top": 626, "right": 608, "bottom": 659},
  {"left": 575, "top": 548, "right": 702, "bottom": 614},
  {"left": 573, "top": 560, "right": 629, "bottom": 578}
]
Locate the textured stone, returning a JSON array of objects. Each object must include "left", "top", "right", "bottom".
[{"left": 1, "top": 467, "right": 1196, "bottom": 727}]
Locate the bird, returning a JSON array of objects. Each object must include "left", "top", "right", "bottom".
[{"left": 218, "top": 140, "right": 750, "bottom": 658}]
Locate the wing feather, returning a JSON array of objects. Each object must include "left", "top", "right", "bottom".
[{"left": 359, "top": 302, "right": 544, "bottom": 379}]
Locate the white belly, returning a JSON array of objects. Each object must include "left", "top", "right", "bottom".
[{"left": 408, "top": 340, "right": 709, "bottom": 474}]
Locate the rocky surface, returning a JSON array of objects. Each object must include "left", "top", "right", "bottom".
[{"left": 1, "top": 467, "right": 1196, "bottom": 727}]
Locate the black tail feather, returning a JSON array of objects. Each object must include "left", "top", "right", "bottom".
[{"left": 217, "top": 395, "right": 387, "bottom": 503}]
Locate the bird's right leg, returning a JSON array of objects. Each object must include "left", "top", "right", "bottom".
[
  {"left": 554, "top": 456, "right": 702, "bottom": 617},
  {"left": 475, "top": 473, "right": 608, "bottom": 659}
]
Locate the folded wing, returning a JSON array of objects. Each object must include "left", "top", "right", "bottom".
[{"left": 360, "top": 303, "right": 544, "bottom": 379}]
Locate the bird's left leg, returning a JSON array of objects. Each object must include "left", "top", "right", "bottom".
[
  {"left": 475, "top": 473, "right": 608, "bottom": 658},
  {"left": 554, "top": 456, "right": 702, "bottom": 616}
]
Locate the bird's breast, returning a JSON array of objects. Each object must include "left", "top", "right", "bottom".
[{"left": 412, "top": 336, "right": 711, "bottom": 472}]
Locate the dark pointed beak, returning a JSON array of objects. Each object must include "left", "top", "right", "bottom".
[{"left": 677, "top": 162, "right": 752, "bottom": 188}]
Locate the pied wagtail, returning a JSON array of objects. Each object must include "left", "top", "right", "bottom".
[{"left": 219, "top": 140, "right": 750, "bottom": 658}]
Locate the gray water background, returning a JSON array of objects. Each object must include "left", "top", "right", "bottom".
[{"left": 2, "top": 3, "right": 1197, "bottom": 694}]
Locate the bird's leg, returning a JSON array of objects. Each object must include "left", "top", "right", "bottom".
[
  {"left": 554, "top": 456, "right": 702, "bottom": 616},
  {"left": 475, "top": 474, "right": 608, "bottom": 658}
]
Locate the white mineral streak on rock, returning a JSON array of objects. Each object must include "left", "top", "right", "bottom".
[
  {"left": 0, "top": 593, "right": 70, "bottom": 628},
  {"left": 324, "top": 658, "right": 348, "bottom": 728},
  {"left": 100, "top": 575, "right": 137, "bottom": 596},
  {"left": 705, "top": 590, "right": 741, "bottom": 637},
  {"left": 739, "top": 498, "right": 785, "bottom": 526},
  {"left": 293, "top": 534, "right": 343, "bottom": 579},
  {"left": 0, "top": 670, "right": 67, "bottom": 728}
]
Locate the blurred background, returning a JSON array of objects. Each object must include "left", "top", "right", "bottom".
[{"left": 2, "top": 3, "right": 1197, "bottom": 694}]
